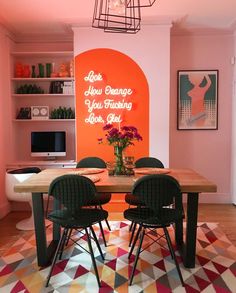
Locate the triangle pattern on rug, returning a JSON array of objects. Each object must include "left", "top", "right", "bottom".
[{"left": 0, "top": 222, "right": 235, "bottom": 292}]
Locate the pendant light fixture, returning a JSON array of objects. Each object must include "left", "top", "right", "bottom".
[
  {"left": 92, "top": 0, "right": 157, "bottom": 33},
  {"left": 92, "top": 0, "right": 141, "bottom": 34}
]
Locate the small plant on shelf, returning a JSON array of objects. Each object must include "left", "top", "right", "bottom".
[
  {"left": 16, "top": 84, "right": 44, "bottom": 94},
  {"left": 50, "top": 106, "right": 75, "bottom": 119}
]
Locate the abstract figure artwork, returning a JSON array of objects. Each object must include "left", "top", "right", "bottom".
[{"left": 177, "top": 70, "right": 218, "bottom": 130}]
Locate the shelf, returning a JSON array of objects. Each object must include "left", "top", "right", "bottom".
[
  {"left": 12, "top": 94, "right": 74, "bottom": 97},
  {"left": 11, "top": 77, "right": 74, "bottom": 81},
  {"left": 13, "top": 119, "right": 75, "bottom": 122},
  {"left": 11, "top": 51, "right": 74, "bottom": 57},
  {"left": 10, "top": 49, "right": 76, "bottom": 161}
]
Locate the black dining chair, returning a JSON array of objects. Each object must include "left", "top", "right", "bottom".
[
  {"left": 124, "top": 174, "right": 185, "bottom": 287},
  {"left": 76, "top": 157, "right": 112, "bottom": 232},
  {"left": 134, "top": 157, "right": 165, "bottom": 168},
  {"left": 125, "top": 157, "right": 164, "bottom": 206},
  {"left": 125, "top": 157, "right": 164, "bottom": 245},
  {"left": 45, "top": 174, "right": 108, "bottom": 288}
]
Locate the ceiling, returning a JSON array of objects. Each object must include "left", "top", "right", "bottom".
[{"left": 0, "top": 0, "right": 236, "bottom": 41}]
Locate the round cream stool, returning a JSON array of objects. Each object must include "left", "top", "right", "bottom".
[{"left": 5, "top": 167, "right": 41, "bottom": 230}]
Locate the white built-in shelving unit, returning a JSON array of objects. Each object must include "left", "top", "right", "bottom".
[{"left": 10, "top": 50, "right": 76, "bottom": 161}]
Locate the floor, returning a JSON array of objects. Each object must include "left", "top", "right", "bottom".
[
  {"left": 0, "top": 207, "right": 236, "bottom": 292},
  {"left": 0, "top": 203, "right": 236, "bottom": 252}
]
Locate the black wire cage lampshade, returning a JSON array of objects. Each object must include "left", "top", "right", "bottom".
[
  {"left": 92, "top": 0, "right": 142, "bottom": 34},
  {"left": 127, "top": 0, "right": 156, "bottom": 7}
]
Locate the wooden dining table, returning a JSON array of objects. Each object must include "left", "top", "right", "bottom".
[{"left": 14, "top": 168, "right": 217, "bottom": 268}]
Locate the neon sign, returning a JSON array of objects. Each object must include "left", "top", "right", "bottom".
[{"left": 83, "top": 70, "right": 133, "bottom": 124}]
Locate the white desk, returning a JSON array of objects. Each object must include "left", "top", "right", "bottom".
[{"left": 6, "top": 160, "right": 77, "bottom": 170}]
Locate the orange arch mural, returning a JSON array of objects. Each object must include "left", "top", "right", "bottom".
[{"left": 75, "top": 48, "right": 149, "bottom": 162}]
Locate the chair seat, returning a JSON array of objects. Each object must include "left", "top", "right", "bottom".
[
  {"left": 126, "top": 194, "right": 185, "bottom": 219},
  {"left": 125, "top": 193, "right": 144, "bottom": 206},
  {"left": 124, "top": 207, "right": 183, "bottom": 226},
  {"left": 48, "top": 208, "right": 108, "bottom": 228},
  {"left": 87, "top": 193, "right": 111, "bottom": 206}
]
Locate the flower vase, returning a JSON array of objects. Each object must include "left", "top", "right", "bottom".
[{"left": 114, "top": 146, "right": 125, "bottom": 175}]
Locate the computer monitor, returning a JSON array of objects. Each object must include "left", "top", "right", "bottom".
[{"left": 31, "top": 131, "right": 66, "bottom": 158}]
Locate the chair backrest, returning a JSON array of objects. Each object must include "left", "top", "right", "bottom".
[
  {"left": 48, "top": 174, "right": 97, "bottom": 215},
  {"left": 132, "top": 174, "right": 181, "bottom": 211},
  {"left": 76, "top": 157, "right": 106, "bottom": 168},
  {"left": 135, "top": 157, "right": 164, "bottom": 168}
]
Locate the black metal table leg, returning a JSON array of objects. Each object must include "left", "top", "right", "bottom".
[
  {"left": 32, "top": 192, "right": 59, "bottom": 267},
  {"left": 177, "top": 192, "right": 199, "bottom": 268},
  {"left": 175, "top": 193, "right": 184, "bottom": 245},
  {"left": 184, "top": 192, "right": 199, "bottom": 268}
]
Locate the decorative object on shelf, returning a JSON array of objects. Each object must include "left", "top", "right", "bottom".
[
  {"left": 62, "top": 81, "right": 74, "bottom": 94},
  {"left": 49, "top": 80, "right": 74, "bottom": 94},
  {"left": 50, "top": 62, "right": 58, "bottom": 78},
  {"left": 46, "top": 63, "right": 52, "bottom": 78},
  {"left": 22, "top": 65, "right": 31, "bottom": 78},
  {"left": 98, "top": 124, "right": 142, "bottom": 175},
  {"left": 31, "top": 106, "right": 49, "bottom": 120},
  {"left": 38, "top": 63, "right": 44, "bottom": 78},
  {"left": 92, "top": 0, "right": 141, "bottom": 34},
  {"left": 70, "top": 59, "right": 74, "bottom": 77},
  {"left": 50, "top": 106, "right": 75, "bottom": 119},
  {"left": 15, "top": 63, "right": 24, "bottom": 77},
  {"left": 59, "top": 63, "right": 69, "bottom": 77},
  {"left": 16, "top": 84, "right": 44, "bottom": 94},
  {"left": 17, "top": 107, "right": 31, "bottom": 119},
  {"left": 49, "top": 81, "right": 64, "bottom": 94},
  {"left": 31, "top": 65, "right": 36, "bottom": 78}
]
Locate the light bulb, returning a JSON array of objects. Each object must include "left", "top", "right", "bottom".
[{"left": 108, "top": 0, "right": 125, "bottom": 14}]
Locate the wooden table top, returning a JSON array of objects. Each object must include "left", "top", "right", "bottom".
[{"left": 14, "top": 168, "right": 217, "bottom": 194}]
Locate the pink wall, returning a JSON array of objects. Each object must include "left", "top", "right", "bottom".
[
  {"left": 232, "top": 32, "right": 236, "bottom": 204},
  {"left": 170, "top": 32, "right": 234, "bottom": 203},
  {"left": 0, "top": 27, "right": 11, "bottom": 218}
]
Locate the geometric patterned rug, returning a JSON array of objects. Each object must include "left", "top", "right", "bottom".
[{"left": 0, "top": 222, "right": 236, "bottom": 292}]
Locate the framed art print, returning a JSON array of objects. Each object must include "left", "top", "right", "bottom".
[{"left": 177, "top": 70, "right": 218, "bottom": 130}]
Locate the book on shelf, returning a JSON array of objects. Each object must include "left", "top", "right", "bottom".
[{"left": 49, "top": 81, "right": 74, "bottom": 95}]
